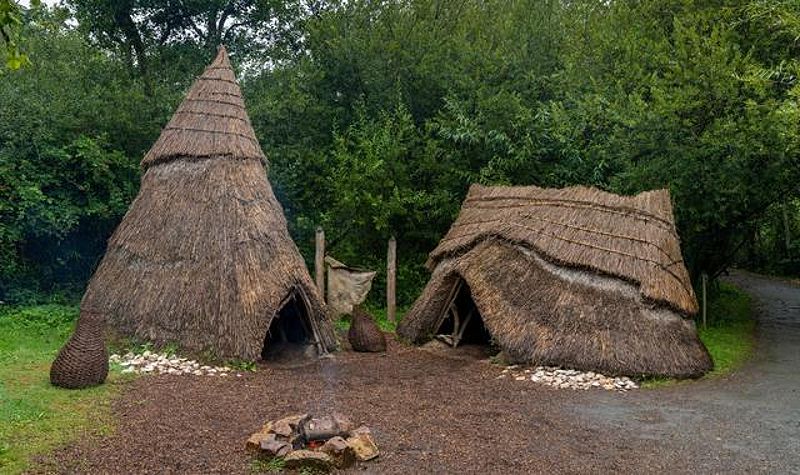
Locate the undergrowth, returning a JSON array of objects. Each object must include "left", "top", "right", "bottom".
[
  {"left": 642, "top": 282, "right": 755, "bottom": 388},
  {"left": 335, "top": 304, "right": 408, "bottom": 334}
]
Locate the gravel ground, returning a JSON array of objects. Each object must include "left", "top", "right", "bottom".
[
  {"left": 31, "top": 271, "right": 799, "bottom": 474},
  {"left": 573, "top": 270, "right": 800, "bottom": 474},
  {"left": 33, "top": 341, "right": 633, "bottom": 474}
]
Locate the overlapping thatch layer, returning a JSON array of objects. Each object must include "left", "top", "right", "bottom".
[
  {"left": 80, "top": 47, "right": 335, "bottom": 359},
  {"left": 141, "top": 47, "right": 265, "bottom": 167},
  {"left": 428, "top": 184, "right": 697, "bottom": 315},
  {"left": 399, "top": 185, "right": 711, "bottom": 378}
]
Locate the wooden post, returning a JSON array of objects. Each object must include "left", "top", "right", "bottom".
[
  {"left": 315, "top": 227, "right": 325, "bottom": 299},
  {"left": 387, "top": 236, "right": 397, "bottom": 324},
  {"left": 701, "top": 272, "right": 708, "bottom": 330}
]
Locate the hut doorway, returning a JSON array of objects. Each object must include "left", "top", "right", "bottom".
[
  {"left": 261, "top": 289, "right": 318, "bottom": 361},
  {"left": 434, "top": 279, "right": 495, "bottom": 357}
]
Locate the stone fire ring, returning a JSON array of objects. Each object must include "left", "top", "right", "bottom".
[{"left": 246, "top": 413, "right": 378, "bottom": 470}]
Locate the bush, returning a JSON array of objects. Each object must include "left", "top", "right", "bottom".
[{"left": 0, "top": 304, "right": 78, "bottom": 331}]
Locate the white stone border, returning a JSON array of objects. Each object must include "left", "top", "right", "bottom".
[
  {"left": 110, "top": 351, "right": 242, "bottom": 377},
  {"left": 498, "top": 365, "right": 639, "bottom": 391}
]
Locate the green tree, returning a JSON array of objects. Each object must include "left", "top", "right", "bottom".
[
  {"left": 0, "top": 0, "right": 39, "bottom": 69},
  {"left": 0, "top": 11, "right": 158, "bottom": 300},
  {"left": 67, "top": 0, "right": 320, "bottom": 92}
]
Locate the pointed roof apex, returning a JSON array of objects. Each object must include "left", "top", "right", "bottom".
[
  {"left": 212, "top": 45, "right": 231, "bottom": 69},
  {"left": 141, "top": 44, "right": 266, "bottom": 169}
]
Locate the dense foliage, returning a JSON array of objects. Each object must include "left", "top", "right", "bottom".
[
  {"left": 0, "top": 0, "right": 798, "bottom": 304},
  {"left": 0, "top": 0, "right": 36, "bottom": 69}
]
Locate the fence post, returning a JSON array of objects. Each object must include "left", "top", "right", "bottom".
[
  {"left": 701, "top": 272, "right": 708, "bottom": 330},
  {"left": 315, "top": 227, "right": 325, "bottom": 300},
  {"left": 387, "top": 236, "right": 397, "bottom": 324}
]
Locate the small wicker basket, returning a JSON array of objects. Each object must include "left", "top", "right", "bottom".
[{"left": 348, "top": 306, "right": 386, "bottom": 353}]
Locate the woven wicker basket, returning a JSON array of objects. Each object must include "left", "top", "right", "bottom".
[
  {"left": 348, "top": 306, "right": 386, "bottom": 353},
  {"left": 50, "top": 310, "right": 109, "bottom": 389}
]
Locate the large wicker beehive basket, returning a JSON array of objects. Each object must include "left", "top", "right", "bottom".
[{"left": 50, "top": 310, "right": 109, "bottom": 389}]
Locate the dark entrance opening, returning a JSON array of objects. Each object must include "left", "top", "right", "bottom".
[
  {"left": 261, "top": 290, "right": 317, "bottom": 361},
  {"left": 435, "top": 279, "right": 496, "bottom": 357}
]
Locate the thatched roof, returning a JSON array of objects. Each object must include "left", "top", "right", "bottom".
[
  {"left": 427, "top": 184, "right": 698, "bottom": 316},
  {"left": 141, "top": 46, "right": 265, "bottom": 169},
  {"left": 81, "top": 47, "right": 335, "bottom": 359}
]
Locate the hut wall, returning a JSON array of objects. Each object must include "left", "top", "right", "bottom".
[
  {"left": 82, "top": 158, "right": 336, "bottom": 359},
  {"left": 400, "top": 240, "right": 712, "bottom": 378}
]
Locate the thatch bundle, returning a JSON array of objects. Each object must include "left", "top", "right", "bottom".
[
  {"left": 77, "top": 47, "right": 336, "bottom": 360},
  {"left": 398, "top": 184, "right": 712, "bottom": 378},
  {"left": 50, "top": 311, "right": 108, "bottom": 389},
  {"left": 348, "top": 307, "right": 386, "bottom": 353}
]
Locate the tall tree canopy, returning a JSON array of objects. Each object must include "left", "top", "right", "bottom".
[
  {"left": 1, "top": 0, "right": 798, "bottom": 303},
  {"left": 0, "top": 0, "right": 40, "bottom": 69}
]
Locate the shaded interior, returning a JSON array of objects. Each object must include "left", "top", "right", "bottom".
[
  {"left": 261, "top": 290, "right": 317, "bottom": 361},
  {"left": 436, "top": 279, "right": 496, "bottom": 356}
]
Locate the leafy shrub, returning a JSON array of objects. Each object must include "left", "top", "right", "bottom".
[{"left": 0, "top": 304, "right": 78, "bottom": 331}]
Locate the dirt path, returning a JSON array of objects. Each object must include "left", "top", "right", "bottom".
[
  {"left": 33, "top": 271, "right": 798, "bottom": 474},
  {"left": 574, "top": 271, "right": 800, "bottom": 473}
]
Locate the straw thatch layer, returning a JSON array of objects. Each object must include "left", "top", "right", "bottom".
[
  {"left": 141, "top": 46, "right": 265, "bottom": 168},
  {"left": 82, "top": 158, "right": 336, "bottom": 359},
  {"left": 399, "top": 240, "right": 712, "bottom": 378},
  {"left": 428, "top": 184, "right": 697, "bottom": 315},
  {"left": 80, "top": 47, "right": 334, "bottom": 360}
]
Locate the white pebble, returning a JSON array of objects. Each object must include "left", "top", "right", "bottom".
[
  {"left": 507, "top": 365, "right": 639, "bottom": 392},
  {"left": 110, "top": 351, "right": 237, "bottom": 378}
]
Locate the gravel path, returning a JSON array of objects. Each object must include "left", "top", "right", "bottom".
[
  {"left": 573, "top": 271, "right": 800, "bottom": 473},
  {"left": 32, "top": 271, "right": 799, "bottom": 474}
]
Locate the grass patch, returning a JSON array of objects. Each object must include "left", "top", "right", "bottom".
[
  {"left": 642, "top": 282, "right": 755, "bottom": 388},
  {"left": 0, "top": 305, "right": 125, "bottom": 474},
  {"left": 334, "top": 304, "right": 408, "bottom": 334},
  {"left": 697, "top": 282, "right": 756, "bottom": 375},
  {"left": 249, "top": 456, "right": 285, "bottom": 473}
]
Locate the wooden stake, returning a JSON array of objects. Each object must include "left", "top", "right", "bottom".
[
  {"left": 701, "top": 273, "right": 708, "bottom": 330},
  {"left": 315, "top": 227, "right": 325, "bottom": 299},
  {"left": 434, "top": 279, "right": 462, "bottom": 333},
  {"left": 454, "top": 307, "right": 475, "bottom": 347},
  {"left": 449, "top": 303, "right": 461, "bottom": 347},
  {"left": 387, "top": 236, "right": 397, "bottom": 324}
]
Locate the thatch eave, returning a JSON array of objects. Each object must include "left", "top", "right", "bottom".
[
  {"left": 427, "top": 234, "right": 698, "bottom": 317},
  {"left": 141, "top": 153, "right": 267, "bottom": 171}
]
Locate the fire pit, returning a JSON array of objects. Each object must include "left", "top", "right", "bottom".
[{"left": 246, "top": 413, "right": 378, "bottom": 470}]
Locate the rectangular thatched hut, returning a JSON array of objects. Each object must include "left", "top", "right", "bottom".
[{"left": 397, "top": 184, "right": 712, "bottom": 378}]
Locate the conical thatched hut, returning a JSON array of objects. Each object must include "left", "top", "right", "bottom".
[
  {"left": 78, "top": 46, "right": 336, "bottom": 360},
  {"left": 398, "top": 184, "right": 712, "bottom": 378}
]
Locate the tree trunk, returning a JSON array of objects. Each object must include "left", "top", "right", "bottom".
[{"left": 113, "top": 3, "right": 152, "bottom": 95}]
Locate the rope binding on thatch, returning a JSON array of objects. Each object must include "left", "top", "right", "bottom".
[{"left": 428, "top": 184, "right": 698, "bottom": 316}]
